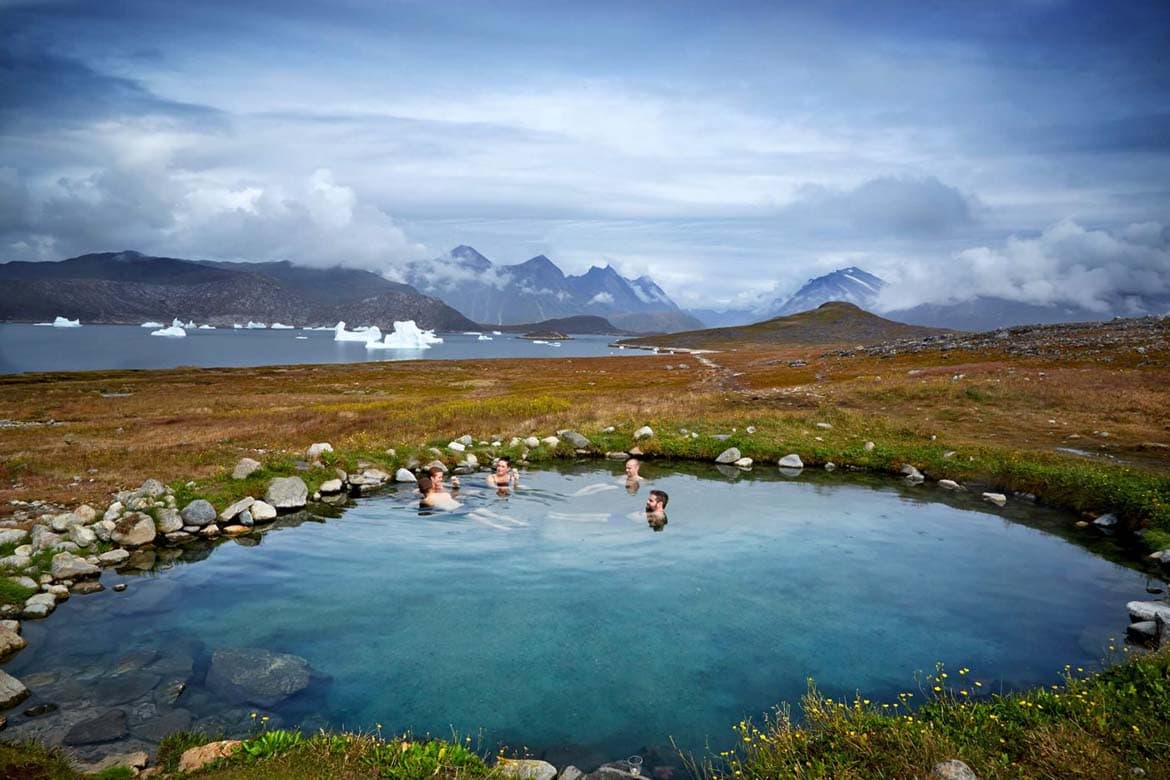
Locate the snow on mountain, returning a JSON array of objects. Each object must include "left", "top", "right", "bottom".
[{"left": 768, "top": 266, "right": 886, "bottom": 317}]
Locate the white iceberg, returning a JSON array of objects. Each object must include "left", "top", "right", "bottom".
[
  {"left": 246, "top": 321, "right": 267, "bottom": 329},
  {"left": 532, "top": 339, "right": 548, "bottom": 344},
  {"left": 271, "top": 323, "right": 294, "bottom": 329},
  {"left": 295, "top": 335, "right": 308, "bottom": 340},
  {"left": 150, "top": 325, "right": 187, "bottom": 338},
  {"left": 35, "top": 316, "right": 82, "bottom": 327},
  {"left": 477, "top": 334, "right": 493, "bottom": 341},
  {"left": 198, "top": 324, "right": 216, "bottom": 330},
  {"left": 232, "top": 323, "right": 243, "bottom": 329},
  {"left": 334, "top": 321, "right": 383, "bottom": 342},
  {"left": 171, "top": 318, "right": 198, "bottom": 329},
  {"left": 463, "top": 331, "right": 481, "bottom": 336},
  {"left": 141, "top": 321, "right": 164, "bottom": 328},
  {"left": 365, "top": 320, "right": 444, "bottom": 350},
  {"left": 492, "top": 330, "right": 502, "bottom": 336}
]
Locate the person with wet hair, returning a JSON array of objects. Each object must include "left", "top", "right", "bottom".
[
  {"left": 645, "top": 489, "right": 668, "bottom": 531},
  {"left": 486, "top": 456, "right": 519, "bottom": 489},
  {"left": 429, "top": 465, "right": 459, "bottom": 492},
  {"left": 624, "top": 457, "right": 645, "bottom": 494},
  {"left": 419, "top": 472, "right": 461, "bottom": 510}
]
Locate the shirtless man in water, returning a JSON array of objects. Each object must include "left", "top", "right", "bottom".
[
  {"left": 625, "top": 457, "right": 645, "bottom": 494},
  {"left": 486, "top": 456, "right": 520, "bottom": 490},
  {"left": 418, "top": 474, "right": 461, "bottom": 510}
]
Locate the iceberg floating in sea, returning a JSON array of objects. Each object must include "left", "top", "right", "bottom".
[
  {"left": 246, "top": 321, "right": 267, "bottom": 329},
  {"left": 365, "top": 320, "right": 444, "bottom": 350},
  {"left": 477, "top": 334, "right": 493, "bottom": 341},
  {"left": 492, "top": 330, "right": 502, "bottom": 336},
  {"left": 171, "top": 318, "right": 198, "bottom": 329},
  {"left": 271, "top": 323, "right": 294, "bottom": 329},
  {"left": 198, "top": 324, "right": 215, "bottom": 330},
  {"left": 295, "top": 335, "right": 308, "bottom": 340},
  {"left": 141, "top": 321, "right": 164, "bottom": 328},
  {"left": 334, "top": 321, "right": 383, "bottom": 342},
  {"left": 35, "top": 316, "right": 82, "bottom": 328},
  {"left": 150, "top": 325, "right": 187, "bottom": 338},
  {"left": 232, "top": 323, "right": 243, "bottom": 329}
]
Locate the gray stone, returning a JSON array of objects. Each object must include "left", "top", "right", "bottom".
[
  {"left": 51, "top": 552, "right": 100, "bottom": 580},
  {"left": 902, "top": 464, "right": 924, "bottom": 482},
  {"left": 864, "top": 441, "right": 875, "bottom": 451},
  {"left": 98, "top": 549, "right": 131, "bottom": 566},
  {"left": 561, "top": 430, "right": 590, "bottom": 448},
  {"left": 1093, "top": 513, "right": 1118, "bottom": 527},
  {"left": 523, "top": 436, "right": 541, "bottom": 448},
  {"left": 938, "top": 479, "right": 963, "bottom": 491},
  {"left": 1127, "top": 601, "right": 1170, "bottom": 623},
  {"left": 930, "top": 759, "right": 978, "bottom": 780},
  {"left": 0, "top": 529, "right": 28, "bottom": 546},
  {"left": 250, "top": 500, "right": 277, "bottom": 522},
  {"left": 1127, "top": 620, "right": 1158, "bottom": 642},
  {"left": 778, "top": 453, "right": 803, "bottom": 469},
  {"left": 219, "top": 496, "right": 256, "bottom": 522},
  {"left": 103, "top": 501, "right": 124, "bottom": 522},
  {"left": 0, "top": 670, "right": 29, "bottom": 709},
  {"left": 560, "top": 767, "right": 585, "bottom": 780},
  {"left": 395, "top": 468, "right": 418, "bottom": 483},
  {"left": 75, "top": 504, "right": 96, "bottom": 523},
  {"left": 456, "top": 434, "right": 474, "bottom": 446},
  {"left": 265, "top": 477, "right": 308, "bottom": 510},
  {"left": 156, "top": 507, "right": 184, "bottom": 534},
  {"left": 165, "top": 531, "right": 196, "bottom": 544},
  {"left": 49, "top": 512, "right": 83, "bottom": 532},
  {"left": 180, "top": 499, "right": 217, "bottom": 526},
  {"left": 824, "top": 462, "right": 837, "bottom": 471},
  {"left": 111, "top": 512, "right": 157, "bottom": 546},
  {"left": 72, "top": 581, "right": 104, "bottom": 595},
  {"left": 319, "top": 479, "right": 343, "bottom": 495},
  {"left": 75, "top": 751, "right": 150, "bottom": 775},
  {"left": 734, "top": 457, "right": 753, "bottom": 468},
  {"left": 425, "top": 460, "right": 448, "bottom": 474},
  {"left": 206, "top": 647, "right": 311, "bottom": 707},
  {"left": 981, "top": 492, "right": 1007, "bottom": 507},
  {"left": 362, "top": 468, "right": 390, "bottom": 484},
  {"left": 447, "top": 441, "right": 466, "bottom": 452},
  {"left": 63, "top": 709, "right": 128, "bottom": 745},
  {"left": 237, "top": 510, "right": 254, "bottom": 527},
  {"left": 67, "top": 523, "right": 96, "bottom": 548},
  {"left": 30, "top": 525, "right": 62, "bottom": 552},
  {"left": 715, "top": 447, "right": 741, "bottom": 464},
  {"left": 8, "top": 576, "right": 37, "bottom": 591},
  {"left": 95, "top": 671, "right": 161, "bottom": 705},
  {"left": 22, "top": 593, "right": 57, "bottom": 618},
  {"left": 306, "top": 442, "right": 333, "bottom": 461},
  {"left": 131, "top": 707, "right": 193, "bottom": 742},
  {"left": 232, "top": 458, "right": 263, "bottom": 480},
  {"left": 500, "top": 759, "right": 558, "bottom": 780},
  {"left": 137, "top": 478, "right": 168, "bottom": 498},
  {"left": 0, "top": 555, "right": 31, "bottom": 571},
  {"left": 0, "top": 620, "right": 18, "bottom": 634},
  {"left": 815, "top": 422, "right": 833, "bottom": 429},
  {"left": 0, "top": 629, "right": 26, "bottom": 661},
  {"left": 541, "top": 436, "right": 560, "bottom": 447},
  {"left": 633, "top": 426, "right": 654, "bottom": 440},
  {"left": 93, "top": 519, "right": 115, "bottom": 542},
  {"left": 606, "top": 451, "right": 629, "bottom": 460}
]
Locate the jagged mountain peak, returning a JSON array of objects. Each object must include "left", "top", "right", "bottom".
[
  {"left": 449, "top": 245, "right": 492, "bottom": 270},
  {"left": 769, "top": 266, "right": 887, "bottom": 317}
]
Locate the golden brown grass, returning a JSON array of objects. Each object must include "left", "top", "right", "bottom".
[{"left": 0, "top": 331, "right": 1167, "bottom": 517}]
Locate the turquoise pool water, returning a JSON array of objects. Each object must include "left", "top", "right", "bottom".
[{"left": 3, "top": 465, "right": 1154, "bottom": 768}]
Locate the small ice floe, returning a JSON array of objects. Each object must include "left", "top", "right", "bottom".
[
  {"left": 492, "top": 330, "right": 502, "bottom": 336},
  {"left": 463, "top": 331, "right": 481, "bottom": 336},
  {"left": 532, "top": 339, "right": 548, "bottom": 345},
  {"left": 232, "top": 323, "right": 243, "bottom": 329},
  {"left": 246, "top": 321, "right": 267, "bottom": 329},
  {"left": 140, "top": 321, "right": 164, "bottom": 328},
  {"left": 150, "top": 325, "right": 187, "bottom": 338},
  {"left": 477, "top": 334, "right": 493, "bottom": 341},
  {"left": 550, "top": 342, "right": 562, "bottom": 347},
  {"left": 365, "top": 320, "right": 444, "bottom": 350},
  {"left": 302, "top": 325, "right": 333, "bottom": 331},
  {"left": 334, "top": 321, "right": 383, "bottom": 342},
  {"left": 36, "top": 316, "right": 82, "bottom": 327},
  {"left": 198, "top": 324, "right": 215, "bottom": 330},
  {"left": 170, "top": 318, "right": 197, "bottom": 329},
  {"left": 295, "top": 335, "right": 308, "bottom": 340},
  {"left": 270, "top": 323, "right": 294, "bottom": 329}
]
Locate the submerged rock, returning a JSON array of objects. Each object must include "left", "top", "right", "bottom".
[
  {"left": 64, "top": 709, "right": 128, "bottom": 745},
  {"left": 206, "top": 647, "right": 311, "bottom": 707}
]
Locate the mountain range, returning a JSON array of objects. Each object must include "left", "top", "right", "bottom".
[
  {"left": 0, "top": 251, "right": 479, "bottom": 331},
  {"left": 401, "top": 246, "right": 703, "bottom": 333}
]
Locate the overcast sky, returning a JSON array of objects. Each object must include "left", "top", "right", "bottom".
[{"left": 2, "top": 0, "right": 1168, "bottom": 310}]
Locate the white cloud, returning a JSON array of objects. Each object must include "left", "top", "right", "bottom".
[
  {"left": 588, "top": 292, "right": 614, "bottom": 305},
  {"left": 875, "top": 220, "right": 1170, "bottom": 313}
]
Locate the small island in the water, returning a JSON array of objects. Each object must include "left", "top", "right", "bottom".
[{"left": 519, "top": 330, "right": 572, "bottom": 340}]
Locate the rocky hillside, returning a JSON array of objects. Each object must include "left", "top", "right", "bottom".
[
  {"left": 0, "top": 251, "right": 478, "bottom": 331},
  {"left": 618, "top": 301, "right": 954, "bottom": 350}
]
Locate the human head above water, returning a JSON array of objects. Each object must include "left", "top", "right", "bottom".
[
  {"left": 417, "top": 474, "right": 435, "bottom": 495},
  {"left": 427, "top": 465, "right": 445, "bottom": 480},
  {"left": 495, "top": 456, "right": 512, "bottom": 474},
  {"left": 647, "top": 489, "right": 668, "bottom": 509},
  {"left": 625, "top": 457, "right": 640, "bottom": 477}
]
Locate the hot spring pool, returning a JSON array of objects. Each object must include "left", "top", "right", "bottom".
[{"left": 2, "top": 464, "right": 1155, "bottom": 767}]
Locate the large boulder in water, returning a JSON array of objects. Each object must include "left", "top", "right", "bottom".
[{"left": 205, "top": 647, "right": 311, "bottom": 707}]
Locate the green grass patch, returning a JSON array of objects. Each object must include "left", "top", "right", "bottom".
[{"left": 0, "top": 577, "right": 37, "bottom": 606}]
